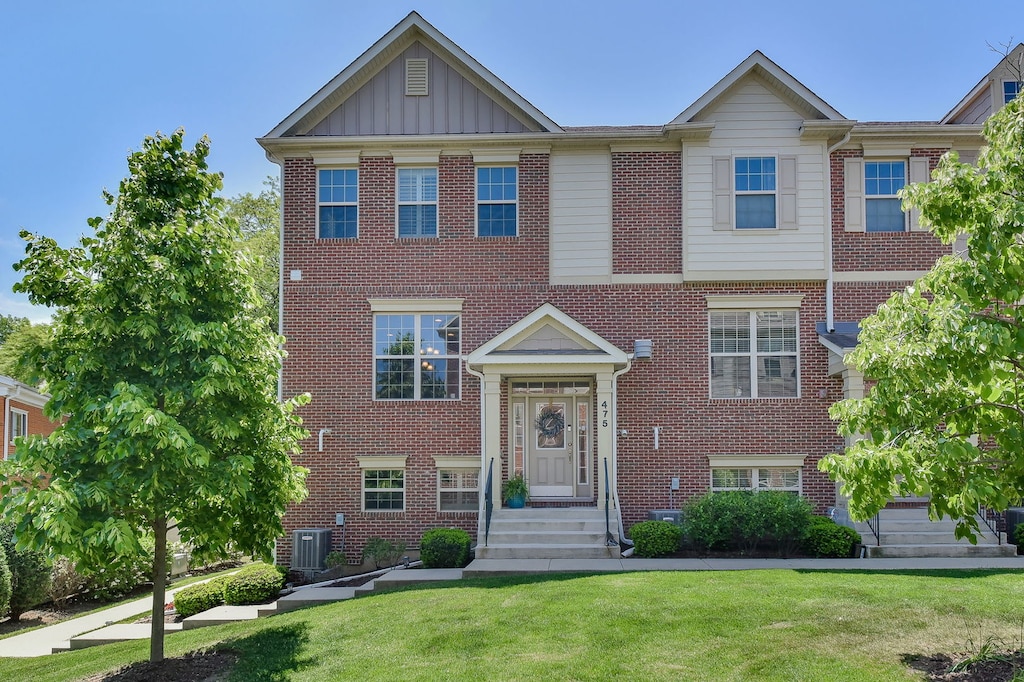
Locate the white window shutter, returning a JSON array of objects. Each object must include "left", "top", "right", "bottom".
[
  {"left": 713, "top": 157, "right": 732, "bottom": 231},
  {"left": 406, "top": 58, "right": 428, "bottom": 96},
  {"left": 844, "top": 158, "right": 864, "bottom": 232},
  {"left": 908, "top": 156, "right": 930, "bottom": 231},
  {"left": 779, "top": 156, "right": 798, "bottom": 230}
]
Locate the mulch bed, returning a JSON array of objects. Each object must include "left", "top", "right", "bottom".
[
  {"left": 906, "top": 651, "right": 1024, "bottom": 681},
  {"left": 80, "top": 649, "right": 238, "bottom": 682}
]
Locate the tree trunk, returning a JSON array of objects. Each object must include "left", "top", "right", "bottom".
[{"left": 150, "top": 515, "right": 167, "bottom": 663}]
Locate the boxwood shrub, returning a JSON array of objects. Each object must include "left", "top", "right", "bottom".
[
  {"left": 420, "top": 528, "right": 472, "bottom": 568},
  {"left": 629, "top": 520, "right": 683, "bottom": 557},
  {"left": 223, "top": 563, "right": 286, "bottom": 605},
  {"left": 0, "top": 522, "right": 51, "bottom": 620},
  {"left": 803, "top": 516, "right": 862, "bottom": 558},
  {"left": 174, "top": 576, "right": 230, "bottom": 618},
  {"left": 682, "top": 491, "right": 813, "bottom": 556}
]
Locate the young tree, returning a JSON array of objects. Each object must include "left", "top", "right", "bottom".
[
  {"left": 820, "top": 95, "right": 1024, "bottom": 539},
  {"left": 0, "top": 130, "right": 308, "bottom": 661},
  {"left": 0, "top": 321, "right": 51, "bottom": 385},
  {"left": 223, "top": 176, "right": 280, "bottom": 331},
  {"left": 0, "top": 315, "right": 29, "bottom": 346}
]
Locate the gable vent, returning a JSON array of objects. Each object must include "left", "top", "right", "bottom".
[{"left": 405, "top": 58, "right": 428, "bottom": 96}]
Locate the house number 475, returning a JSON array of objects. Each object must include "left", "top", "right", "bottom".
[{"left": 601, "top": 400, "right": 609, "bottom": 428}]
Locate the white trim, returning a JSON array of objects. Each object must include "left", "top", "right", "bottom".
[
  {"left": 684, "top": 269, "right": 827, "bottom": 281},
  {"left": 311, "top": 151, "right": 361, "bottom": 166},
  {"left": 471, "top": 148, "right": 521, "bottom": 164},
  {"left": 391, "top": 149, "right": 441, "bottom": 165},
  {"left": 705, "top": 294, "right": 804, "bottom": 310},
  {"left": 861, "top": 144, "right": 911, "bottom": 158},
  {"left": 8, "top": 407, "right": 28, "bottom": 444},
  {"left": 708, "top": 454, "right": 807, "bottom": 468},
  {"left": 357, "top": 455, "right": 408, "bottom": 469},
  {"left": 368, "top": 298, "right": 463, "bottom": 312},
  {"left": 432, "top": 455, "right": 480, "bottom": 468}
]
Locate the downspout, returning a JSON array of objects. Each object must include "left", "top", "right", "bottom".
[
  {"left": 825, "top": 130, "right": 852, "bottom": 332},
  {"left": 611, "top": 357, "right": 633, "bottom": 546},
  {"left": 464, "top": 360, "right": 487, "bottom": 542},
  {"left": 2, "top": 392, "right": 10, "bottom": 460}
]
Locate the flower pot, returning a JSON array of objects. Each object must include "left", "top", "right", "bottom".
[{"left": 507, "top": 494, "right": 526, "bottom": 509}]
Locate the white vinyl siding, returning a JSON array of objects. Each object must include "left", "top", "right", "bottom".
[
  {"left": 550, "top": 151, "right": 611, "bottom": 284},
  {"left": 683, "top": 78, "right": 826, "bottom": 281}
]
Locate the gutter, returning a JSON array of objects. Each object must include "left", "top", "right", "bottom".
[
  {"left": 611, "top": 358, "right": 633, "bottom": 546},
  {"left": 463, "top": 360, "right": 488, "bottom": 541},
  {"left": 824, "top": 130, "right": 853, "bottom": 332}
]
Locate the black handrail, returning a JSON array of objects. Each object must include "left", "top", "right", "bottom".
[
  {"left": 866, "top": 511, "right": 880, "bottom": 546},
  {"left": 484, "top": 458, "right": 494, "bottom": 547},
  {"left": 977, "top": 505, "right": 1001, "bottom": 544},
  {"left": 603, "top": 458, "right": 615, "bottom": 546}
]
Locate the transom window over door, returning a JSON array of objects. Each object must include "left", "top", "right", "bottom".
[
  {"left": 374, "top": 313, "right": 460, "bottom": 399},
  {"left": 397, "top": 168, "right": 438, "bottom": 237},
  {"left": 710, "top": 311, "right": 798, "bottom": 398},
  {"left": 735, "top": 157, "right": 776, "bottom": 229}
]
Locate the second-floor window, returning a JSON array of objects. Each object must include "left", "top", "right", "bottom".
[
  {"left": 9, "top": 408, "right": 27, "bottom": 443},
  {"left": 318, "top": 169, "right": 358, "bottom": 239},
  {"left": 477, "top": 166, "right": 518, "bottom": 236},
  {"left": 1005, "top": 80, "right": 1022, "bottom": 104},
  {"left": 734, "top": 157, "right": 776, "bottom": 229},
  {"left": 374, "top": 313, "right": 460, "bottom": 399},
  {"left": 397, "top": 168, "right": 438, "bottom": 237},
  {"left": 865, "top": 161, "right": 906, "bottom": 232}
]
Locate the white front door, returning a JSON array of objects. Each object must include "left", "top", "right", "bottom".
[{"left": 528, "top": 398, "right": 574, "bottom": 497}]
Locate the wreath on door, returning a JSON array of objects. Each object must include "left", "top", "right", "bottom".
[{"left": 535, "top": 405, "right": 565, "bottom": 438}]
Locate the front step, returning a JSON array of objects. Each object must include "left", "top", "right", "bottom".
[
  {"left": 476, "top": 507, "right": 620, "bottom": 560},
  {"left": 853, "top": 507, "right": 1017, "bottom": 558}
]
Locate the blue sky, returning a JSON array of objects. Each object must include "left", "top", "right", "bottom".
[{"left": 2, "top": 0, "right": 1020, "bottom": 322}]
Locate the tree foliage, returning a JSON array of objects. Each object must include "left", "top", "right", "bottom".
[
  {"left": 0, "top": 315, "right": 29, "bottom": 346},
  {"left": 820, "top": 95, "right": 1024, "bottom": 539},
  {"left": 0, "top": 129, "right": 308, "bottom": 660},
  {"left": 223, "top": 176, "right": 280, "bottom": 331},
  {"left": 0, "top": 321, "right": 51, "bottom": 385}
]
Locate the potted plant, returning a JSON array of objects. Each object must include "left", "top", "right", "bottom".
[{"left": 502, "top": 473, "right": 529, "bottom": 508}]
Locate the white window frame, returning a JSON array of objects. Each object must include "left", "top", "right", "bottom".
[
  {"left": 317, "top": 167, "right": 359, "bottom": 239},
  {"left": 476, "top": 165, "right": 518, "bottom": 237},
  {"left": 708, "top": 308, "right": 800, "bottom": 399},
  {"left": 9, "top": 407, "right": 27, "bottom": 443},
  {"left": 708, "top": 455, "right": 806, "bottom": 494},
  {"left": 864, "top": 160, "right": 907, "bottom": 233},
  {"left": 358, "top": 456, "right": 407, "bottom": 512},
  {"left": 434, "top": 456, "right": 481, "bottom": 512},
  {"left": 396, "top": 167, "right": 438, "bottom": 238},
  {"left": 734, "top": 156, "right": 777, "bottom": 230}
]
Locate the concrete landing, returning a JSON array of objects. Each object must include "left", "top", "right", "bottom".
[
  {"left": 276, "top": 587, "right": 359, "bottom": 613},
  {"left": 69, "top": 623, "right": 184, "bottom": 650},
  {"left": 182, "top": 605, "right": 263, "bottom": 630}
]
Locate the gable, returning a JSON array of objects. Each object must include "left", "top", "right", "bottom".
[
  {"left": 308, "top": 41, "right": 536, "bottom": 136},
  {"left": 943, "top": 43, "right": 1024, "bottom": 124},
  {"left": 508, "top": 324, "right": 589, "bottom": 352},
  {"left": 698, "top": 73, "right": 806, "bottom": 127}
]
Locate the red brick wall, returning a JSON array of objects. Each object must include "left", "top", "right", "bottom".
[
  {"left": 3, "top": 399, "right": 57, "bottom": 458},
  {"left": 831, "top": 149, "right": 950, "bottom": 272},
  {"left": 612, "top": 151, "right": 682, "bottom": 275}
]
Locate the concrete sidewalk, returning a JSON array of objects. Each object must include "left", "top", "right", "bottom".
[{"left": 2, "top": 557, "right": 1022, "bottom": 658}]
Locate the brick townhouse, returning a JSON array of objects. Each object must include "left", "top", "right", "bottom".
[
  {"left": 259, "top": 12, "right": 1023, "bottom": 564},
  {"left": 1, "top": 375, "right": 55, "bottom": 460}
]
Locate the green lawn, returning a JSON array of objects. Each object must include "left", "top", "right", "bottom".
[{"left": 2, "top": 569, "right": 1023, "bottom": 681}]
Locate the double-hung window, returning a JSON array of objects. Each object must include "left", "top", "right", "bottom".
[
  {"left": 1005, "top": 80, "right": 1022, "bottom": 104},
  {"left": 438, "top": 469, "right": 479, "bottom": 511},
  {"left": 865, "top": 161, "right": 906, "bottom": 232},
  {"left": 374, "top": 313, "right": 460, "bottom": 399},
  {"left": 734, "top": 157, "right": 776, "bottom": 229},
  {"left": 710, "top": 310, "right": 798, "bottom": 398},
  {"left": 397, "top": 168, "right": 438, "bottom": 237},
  {"left": 711, "top": 467, "right": 801, "bottom": 493},
  {"left": 8, "top": 408, "right": 27, "bottom": 443},
  {"left": 477, "top": 166, "right": 517, "bottom": 236},
  {"left": 318, "top": 168, "right": 358, "bottom": 238}
]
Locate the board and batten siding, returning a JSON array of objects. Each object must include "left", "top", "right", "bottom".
[
  {"left": 683, "top": 77, "right": 827, "bottom": 281},
  {"left": 550, "top": 151, "right": 612, "bottom": 284},
  {"left": 309, "top": 42, "right": 532, "bottom": 136}
]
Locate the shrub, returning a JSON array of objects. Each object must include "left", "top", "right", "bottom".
[
  {"left": 324, "top": 551, "right": 347, "bottom": 569},
  {"left": 82, "top": 538, "right": 154, "bottom": 602},
  {"left": 803, "top": 516, "right": 861, "bottom": 558},
  {"left": 630, "top": 521, "right": 683, "bottom": 558},
  {"left": 223, "top": 563, "right": 286, "bottom": 605},
  {"left": 682, "top": 491, "right": 814, "bottom": 556},
  {"left": 0, "top": 542, "right": 11, "bottom": 618},
  {"left": 420, "top": 528, "right": 472, "bottom": 568},
  {"left": 49, "top": 556, "right": 89, "bottom": 608},
  {"left": 174, "top": 576, "right": 229, "bottom": 618},
  {"left": 362, "top": 537, "right": 407, "bottom": 569},
  {"left": 0, "top": 523, "right": 51, "bottom": 620}
]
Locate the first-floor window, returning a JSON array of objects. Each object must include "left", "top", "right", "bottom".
[
  {"left": 438, "top": 469, "right": 479, "bottom": 511},
  {"left": 710, "top": 310, "right": 798, "bottom": 398},
  {"left": 363, "top": 469, "right": 404, "bottom": 511},
  {"left": 711, "top": 467, "right": 801, "bottom": 493},
  {"left": 9, "top": 408, "right": 27, "bottom": 442},
  {"left": 374, "top": 313, "right": 461, "bottom": 400}
]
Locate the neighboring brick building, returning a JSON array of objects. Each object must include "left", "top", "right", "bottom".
[
  {"left": 1, "top": 375, "right": 54, "bottom": 460},
  {"left": 259, "top": 12, "right": 1023, "bottom": 563}
]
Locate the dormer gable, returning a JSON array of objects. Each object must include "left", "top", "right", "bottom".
[
  {"left": 265, "top": 11, "right": 560, "bottom": 138},
  {"left": 942, "top": 43, "right": 1024, "bottom": 124},
  {"left": 668, "top": 51, "right": 845, "bottom": 127}
]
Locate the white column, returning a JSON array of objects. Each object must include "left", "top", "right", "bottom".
[
  {"left": 595, "top": 372, "right": 614, "bottom": 510},
  {"left": 482, "top": 372, "right": 504, "bottom": 505}
]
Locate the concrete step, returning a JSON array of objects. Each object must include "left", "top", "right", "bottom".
[
  {"left": 865, "top": 520, "right": 961, "bottom": 532},
  {"left": 182, "top": 605, "right": 262, "bottom": 630},
  {"left": 492, "top": 507, "right": 602, "bottom": 520},
  {"left": 486, "top": 530, "right": 610, "bottom": 544},
  {"left": 69, "top": 623, "right": 183, "bottom": 650},
  {"left": 866, "top": 543, "right": 1018, "bottom": 558},
  {"left": 475, "top": 543, "right": 621, "bottom": 560},
  {"left": 276, "top": 587, "right": 358, "bottom": 613},
  {"left": 875, "top": 532, "right": 1002, "bottom": 546},
  {"left": 488, "top": 519, "right": 609, "bottom": 533}
]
